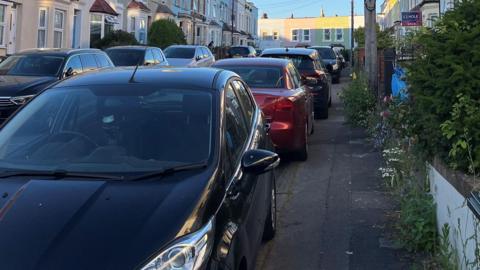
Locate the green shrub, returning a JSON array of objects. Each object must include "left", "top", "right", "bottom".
[
  {"left": 148, "top": 19, "right": 186, "bottom": 49},
  {"left": 339, "top": 73, "right": 376, "bottom": 128},
  {"left": 406, "top": 0, "right": 480, "bottom": 173},
  {"left": 397, "top": 190, "right": 437, "bottom": 252},
  {"left": 92, "top": 30, "right": 139, "bottom": 49}
]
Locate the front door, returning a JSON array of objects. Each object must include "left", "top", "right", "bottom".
[
  {"left": 7, "top": 7, "right": 16, "bottom": 55},
  {"left": 72, "top": 9, "right": 81, "bottom": 48}
]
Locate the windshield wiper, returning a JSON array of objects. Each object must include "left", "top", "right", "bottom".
[
  {"left": 0, "top": 170, "right": 124, "bottom": 180},
  {"left": 129, "top": 161, "right": 208, "bottom": 181}
]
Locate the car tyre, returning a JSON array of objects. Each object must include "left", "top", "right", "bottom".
[
  {"left": 263, "top": 173, "right": 277, "bottom": 241},
  {"left": 294, "top": 124, "right": 308, "bottom": 161}
]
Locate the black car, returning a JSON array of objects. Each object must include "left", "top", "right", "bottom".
[
  {"left": 261, "top": 48, "right": 332, "bottom": 119},
  {"left": 227, "top": 46, "right": 257, "bottom": 58},
  {"left": 309, "top": 46, "right": 342, "bottom": 83},
  {"left": 105, "top": 46, "right": 169, "bottom": 67},
  {"left": 0, "top": 67, "right": 278, "bottom": 270},
  {"left": 0, "top": 48, "right": 113, "bottom": 121}
]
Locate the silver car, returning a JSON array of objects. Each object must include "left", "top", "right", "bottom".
[{"left": 164, "top": 45, "right": 215, "bottom": 67}]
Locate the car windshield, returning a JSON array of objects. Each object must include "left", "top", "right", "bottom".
[
  {"left": 0, "top": 85, "right": 214, "bottom": 175},
  {"left": 262, "top": 54, "right": 314, "bottom": 71},
  {"left": 229, "top": 47, "right": 250, "bottom": 56},
  {"left": 219, "top": 66, "right": 284, "bottom": 88},
  {"left": 314, "top": 48, "right": 336, "bottom": 59},
  {"left": 0, "top": 55, "right": 64, "bottom": 76},
  {"left": 106, "top": 49, "right": 144, "bottom": 66},
  {"left": 164, "top": 47, "right": 195, "bottom": 59}
]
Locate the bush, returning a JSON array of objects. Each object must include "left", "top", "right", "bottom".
[
  {"left": 339, "top": 73, "right": 377, "bottom": 128},
  {"left": 397, "top": 190, "right": 437, "bottom": 252},
  {"left": 148, "top": 19, "right": 186, "bottom": 49},
  {"left": 92, "top": 30, "right": 139, "bottom": 49},
  {"left": 406, "top": 0, "right": 480, "bottom": 173}
]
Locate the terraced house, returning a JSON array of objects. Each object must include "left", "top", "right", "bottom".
[
  {"left": 0, "top": 0, "right": 258, "bottom": 56},
  {"left": 258, "top": 13, "right": 364, "bottom": 50}
]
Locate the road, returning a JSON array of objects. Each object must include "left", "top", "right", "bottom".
[{"left": 255, "top": 72, "right": 411, "bottom": 270}]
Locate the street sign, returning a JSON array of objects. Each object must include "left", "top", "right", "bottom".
[{"left": 401, "top": 11, "right": 422, "bottom": 26}]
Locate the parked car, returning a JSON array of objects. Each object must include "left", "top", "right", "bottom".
[
  {"left": 105, "top": 46, "right": 169, "bottom": 67},
  {"left": 0, "top": 48, "right": 113, "bottom": 122},
  {"left": 226, "top": 46, "right": 257, "bottom": 58},
  {"left": 0, "top": 67, "right": 278, "bottom": 270},
  {"left": 261, "top": 48, "right": 332, "bottom": 119},
  {"left": 309, "top": 46, "right": 342, "bottom": 83},
  {"left": 214, "top": 58, "right": 314, "bottom": 160},
  {"left": 164, "top": 45, "right": 215, "bottom": 67}
]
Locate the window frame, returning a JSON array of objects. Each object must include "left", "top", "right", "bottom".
[
  {"left": 0, "top": 5, "right": 6, "bottom": 46},
  {"left": 324, "top": 29, "right": 331, "bottom": 41},
  {"left": 335, "top": 29, "right": 343, "bottom": 41},
  {"left": 291, "top": 29, "right": 299, "bottom": 41},
  {"left": 53, "top": 9, "right": 65, "bottom": 48},
  {"left": 303, "top": 29, "right": 310, "bottom": 42},
  {"left": 273, "top": 31, "right": 279, "bottom": 40},
  {"left": 37, "top": 7, "right": 48, "bottom": 48}
]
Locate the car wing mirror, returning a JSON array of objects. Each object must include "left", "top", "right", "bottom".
[
  {"left": 64, "top": 67, "right": 75, "bottom": 78},
  {"left": 242, "top": 149, "right": 280, "bottom": 175},
  {"left": 195, "top": 56, "right": 202, "bottom": 61}
]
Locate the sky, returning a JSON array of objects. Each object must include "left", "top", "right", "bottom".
[{"left": 254, "top": 0, "right": 381, "bottom": 19}]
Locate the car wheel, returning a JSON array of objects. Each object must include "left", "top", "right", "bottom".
[
  {"left": 263, "top": 173, "right": 277, "bottom": 241},
  {"left": 310, "top": 119, "right": 315, "bottom": 135},
  {"left": 294, "top": 124, "right": 308, "bottom": 161}
]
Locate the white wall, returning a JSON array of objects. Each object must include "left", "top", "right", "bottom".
[{"left": 429, "top": 165, "right": 479, "bottom": 269}]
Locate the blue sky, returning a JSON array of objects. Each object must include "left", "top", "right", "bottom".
[{"left": 255, "top": 0, "right": 380, "bottom": 19}]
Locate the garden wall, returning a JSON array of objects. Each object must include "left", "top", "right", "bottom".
[{"left": 429, "top": 161, "right": 479, "bottom": 269}]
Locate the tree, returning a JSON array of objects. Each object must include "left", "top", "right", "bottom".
[
  {"left": 148, "top": 19, "right": 186, "bottom": 49},
  {"left": 92, "top": 30, "right": 139, "bottom": 49},
  {"left": 354, "top": 24, "right": 394, "bottom": 49}
]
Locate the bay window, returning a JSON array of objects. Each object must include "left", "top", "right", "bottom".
[{"left": 53, "top": 9, "right": 65, "bottom": 48}]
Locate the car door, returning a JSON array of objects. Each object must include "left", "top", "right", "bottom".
[
  {"left": 223, "top": 81, "right": 267, "bottom": 263},
  {"left": 287, "top": 64, "right": 310, "bottom": 130}
]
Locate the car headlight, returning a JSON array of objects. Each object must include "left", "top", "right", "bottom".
[
  {"left": 10, "top": 95, "right": 35, "bottom": 105},
  {"left": 141, "top": 218, "right": 215, "bottom": 270}
]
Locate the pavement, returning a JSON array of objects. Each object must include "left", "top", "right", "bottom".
[{"left": 255, "top": 72, "right": 413, "bottom": 270}]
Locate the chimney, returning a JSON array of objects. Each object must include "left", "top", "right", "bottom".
[{"left": 262, "top": 13, "right": 268, "bottom": 19}]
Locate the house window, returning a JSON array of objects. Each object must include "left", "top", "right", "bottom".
[
  {"left": 53, "top": 10, "right": 65, "bottom": 48},
  {"left": 292, "top": 29, "right": 298, "bottom": 41},
  {"left": 139, "top": 18, "right": 146, "bottom": 44},
  {"left": 303, "top": 29, "right": 310, "bottom": 41},
  {"left": 0, "top": 5, "right": 6, "bottom": 46},
  {"left": 38, "top": 8, "right": 48, "bottom": 48},
  {"left": 336, "top": 29, "right": 343, "bottom": 41},
  {"left": 273, "top": 31, "right": 279, "bottom": 40},
  {"left": 90, "top": 14, "right": 102, "bottom": 47},
  {"left": 130, "top": 17, "right": 136, "bottom": 34},
  {"left": 324, "top": 29, "right": 331, "bottom": 41}
]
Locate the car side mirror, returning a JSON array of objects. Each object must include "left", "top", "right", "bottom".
[
  {"left": 195, "top": 56, "right": 202, "bottom": 61},
  {"left": 242, "top": 149, "right": 280, "bottom": 175},
  {"left": 64, "top": 67, "right": 75, "bottom": 78}
]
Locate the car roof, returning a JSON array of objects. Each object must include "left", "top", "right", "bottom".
[
  {"left": 261, "top": 48, "right": 318, "bottom": 58},
  {"left": 166, "top": 45, "right": 205, "bottom": 49},
  {"left": 214, "top": 57, "right": 289, "bottom": 67},
  {"left": 18, "top": 48, "right": 103, "bottom": 56},
  {"left": 309, "top": 46, "right": 333, "bottom": 50},
  {"left": 53, "top": 67, "right": 230, "bottom": 90},
  {"left": 105, "top": 46, "right": 159, "bottom": 51}
]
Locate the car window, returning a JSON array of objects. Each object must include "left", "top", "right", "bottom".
[
  {"left": 80, "top": 54, "right": 99, "bottom": 71},
  {"left": 94, "top": 54, "right": 112, "bottom": 68},
  {"left": 0, "top": 85, "right": 214, "bottom": 174},
  {"left": 229, "top": 47, "right": 250, "bottom": 57},
  {"left": 232, "top": 80, "right": 255, "bottom": 128},
  {"left": 0, "top": 55, "right": 64, "bottom": 76},
  {"left": 218, "top": 66, "right": 284, "bottom": 89},
  {"left": 263, "top": 54, "right": 314, "bottom": 72},
  {"left": 64, "top": 55, "right": 83, "bottom": 75},
  {"left": 106, "top": 49, "right": 144, "bottom": 66},
  {"left": 145, "top": 49, "right": 155, "bottom": 65},
  {"left": 315, "top": 48, "right": 337, "bottom": 59},
  {"left": 152, "top": 49, "right": 163, "bottom": 63},
  {"left": 164, "top": 47, "right": 196, "bottom": 59},
  {"left": 224, "top": 84, "right": 249, "bottom": 167},
  {"left": 204, "top": 48, "right": 212, "bottom": 58},
  {"left": 287, "top": 64, "right": 301, "bottom": 88}
]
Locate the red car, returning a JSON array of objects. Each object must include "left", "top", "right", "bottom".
[{"left": 213, "top": 58, "right": 314, "bottom": 160}]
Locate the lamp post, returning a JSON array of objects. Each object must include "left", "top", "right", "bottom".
[{"left": 364, "top": 0, "right": 378, "bottom": 93}]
